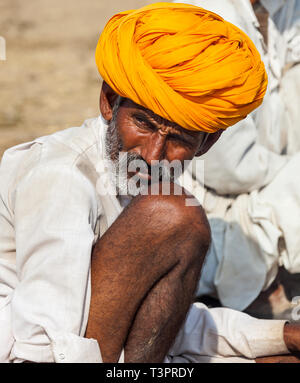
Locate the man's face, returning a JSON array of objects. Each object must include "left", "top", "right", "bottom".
[
  {"left": 101, "top": 83, "right": 222, "bottom": 196},
  {"left": 106, "top": 98, "right": 206, "bottom": 177}
]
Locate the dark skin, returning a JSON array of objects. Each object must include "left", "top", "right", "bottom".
[
  {"left": 85, "top": 83, "right": 220, "bottom": 362},
  {"left": 85, "top": 187, "right": 211, "bottom": 362},
  {"left": 84, "top": 82, "right": 300, "bottom": 363},
  {"left": 100, "top": 82, "right": 222, "bottom": 162}
]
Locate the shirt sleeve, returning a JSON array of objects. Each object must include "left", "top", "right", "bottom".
[
  {"left": 165, "top": 302, "right": 290, "bottom": 363},
  {"left": 10, "top": 163, "right": 101, "bottom": 363}
]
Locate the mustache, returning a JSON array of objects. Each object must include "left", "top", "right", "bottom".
[
  {"left": 119, "top": 152, "right": 176, "bottom": 182},
  {"left": 125, "top": 152, "right": 151, "bottom": 173}
]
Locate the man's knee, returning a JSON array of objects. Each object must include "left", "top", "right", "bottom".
[{"left": 131, "top": 185, "right": 211, "bottom": 261}]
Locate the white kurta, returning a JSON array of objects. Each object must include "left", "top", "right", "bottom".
[
  {"left": 174, "top": 0, "right": 300, "bottom": 311},
  {"left": 0, "top": 117, "right": 289, "bottom": 363}
]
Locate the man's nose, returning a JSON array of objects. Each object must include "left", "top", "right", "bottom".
[{"left": 141, "top": 132, "right": 166, "bottom": 165}]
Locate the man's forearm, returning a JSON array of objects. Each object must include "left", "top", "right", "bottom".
[
  {"left": 256, "top": 354, "right": 300, "bottom": 363},
  {"left": 255, "top": 323, "right": 300, "bottom": 363},
  {"left": 283, "top": 323, "right": 300, "bottom": 352}
]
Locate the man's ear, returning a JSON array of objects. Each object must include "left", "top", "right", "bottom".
[
  {"left": 100, "top": 81, "right": 120, "bottom": 121},
  {"left": 195, "top": 130, "right": 223, "bottom": 157}
]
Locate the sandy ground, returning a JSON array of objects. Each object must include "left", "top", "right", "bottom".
[{"left": 0, "top": 0, "right": 168, "bottom": 157}]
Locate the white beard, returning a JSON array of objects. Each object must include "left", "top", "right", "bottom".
[{"left": 104, "top": 98, "right": 179, "bottom": 197}]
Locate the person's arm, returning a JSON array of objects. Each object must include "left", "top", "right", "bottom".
[
  {"left": 256, "top": 323, "right": 300, "bottom": 363},
  {"left": 165, "top": 302, "right": 291, "bottom": 363},
  {"left": 283, "top": 323, "right": 300, "bottom": 353},
  {"left": 10, "top": 164, "right": 101, "bottom": 363}
]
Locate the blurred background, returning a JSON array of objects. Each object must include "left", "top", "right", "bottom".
[{"left": 0, "top": 0, "right": 168, "bottom": 157}]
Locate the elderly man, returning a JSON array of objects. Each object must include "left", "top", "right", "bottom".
[
  {"left": 0, "top": 2, "right": 300, "bottom": 364},
  {"left": 174, "top": 0, "right": 300, "bottom": 319}
]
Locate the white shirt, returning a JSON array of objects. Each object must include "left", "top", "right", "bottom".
[{"left": 0, "top": 117, "right": 289, "bottom": 363}]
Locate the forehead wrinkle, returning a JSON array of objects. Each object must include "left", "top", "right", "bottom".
[
  {"left": 135, "top": 103, "right": 199, "bottom": 141},
  {"left": 131, "top": 100, "right": 179, "bottom": 128},
  {"left": 135, "top": 103, "right": 165, "bottom": 126},
  {"left": 125, "top": 98, "right": 203, "bottom": 144}
]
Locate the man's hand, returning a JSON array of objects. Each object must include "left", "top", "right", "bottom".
[
  {"left": 256, "top": 323, "right": 300, "bottom": 363},
  {"left": 283, "top": 323, "right": 300, "bottom": 354},
  {"left": 256, "top": 355, "right": 300, "bottom": 363}
]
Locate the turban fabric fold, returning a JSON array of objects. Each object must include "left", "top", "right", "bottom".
[{"left": 95, "top": 2, "right": 268, "bottom": 133}]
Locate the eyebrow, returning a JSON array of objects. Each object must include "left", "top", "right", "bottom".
[{"left": 133, "top": 109, "right": 197, "bottom": 143}]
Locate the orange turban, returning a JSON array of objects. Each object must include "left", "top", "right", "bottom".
[{"left": 95, "top": 2, "right": 267, "bottom": 133}]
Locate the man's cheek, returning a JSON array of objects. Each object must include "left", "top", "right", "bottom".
[{"left": 119, "top": 130, "right": 146, "bottom": 153}]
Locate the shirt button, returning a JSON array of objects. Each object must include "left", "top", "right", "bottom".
[{"left": 59, "top": 353, "right": 65, "bottom": 360}]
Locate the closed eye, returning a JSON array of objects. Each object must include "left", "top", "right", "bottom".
[
  {"left": 133, "top": 114, "right": 156, "bottom": 132},
  {"left": 168, "top": 133, "right": 193, "bottom": 148}
]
